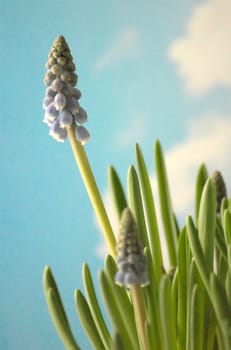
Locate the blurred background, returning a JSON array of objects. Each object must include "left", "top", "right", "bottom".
[{"left": 1, "top": 0, "right": 231, "bottom": 348}]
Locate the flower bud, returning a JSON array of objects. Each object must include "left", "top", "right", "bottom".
[
  {"left": 211, "top": 170, "right": 227, "bottom": 213},
  {"left": 75, "top": 126, "right": 90, "bottom": 145},
  {"left": 59, "top": 110, "right": 73, "bottom": 128},
  {"left": 75, "top": 107, "right": 88, "bottom": 124},
  {"left": 49, "top": 120, "right": 67, "bottom": 142},
  {"left": 114, "top": 208, "right": 149, "bottom": 288},
  {"left": 54, "top": 93, "right": 66, "bottom": 110}
]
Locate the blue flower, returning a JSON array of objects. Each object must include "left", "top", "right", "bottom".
[
  {"left": 114, "top": 208, "right": 150, "bottom": 288},
  {"left": 43, "top": 36, "right": 90, "bottom": 144}
]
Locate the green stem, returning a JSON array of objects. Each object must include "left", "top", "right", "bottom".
[
  {"left": 130, "top": 285, "right": 150, "bottom": 350},
  {"left": 67, "top": 125, "right": 116, "bottom": 256}
]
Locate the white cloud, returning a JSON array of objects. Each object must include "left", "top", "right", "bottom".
[
  {"left": 168, "top": 0, "right": 231, "bottom": 95},
  {"left": 94, "top": 27, "right": 141, "bottom": 72},
  {"left": 153, "top": 113, "right": 231, "bottom": 218},
  {"left": 96, "top": 113, "right": 231, "bottom": 258}
]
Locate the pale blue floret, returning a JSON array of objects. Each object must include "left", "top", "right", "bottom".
[
  {"left": 75, "top": 125, "right": 90, "bottom": 145},
  {"left": 60, "top": 72, "right": 71, "bottom": 83},
  {"left": 117, "top": 259, "right": 130, "bottom": 272},
  {"left": 43, "top": 116, "right": 53, "bottom": 126},
  {"left": 115, "top": 257, "right": 149, "bottom": 287},
  {"left": 45, "top": 103, "right": 59, "bottom": 121},
  {"left": 44, "top": 71, "right": 56, "bottom": 86},
  {"left": 66, "top": 97, "right": 80, "bottom": 114},
  {"left": 43, "top": 97, "right": 54, "bottom": 109},
  {"left": 124, "top": 270, "right": 139, "bottom": 286},
  {"left": 52, "top": 78, "right": 64, "bottom": 92},
  {"left": 68, "top": 86, "right": 81, "bottom": 99},
  {"left": 134, "top": 260, "right": 147, "bottom": 273},
  {"left": 59, "top": 110, "right": 73, "bottom": 128},
  {"left": 54, "top": 93, "right": 66, "bottom": 110},
  {"left": 46, "top": 87, "right": 56, "bottom": 98},
  {"left": 75, "top": 107, "right": 88, "bottom": 124},
  {"left": 115, "top": 268, "right": 149, "bottom": 287},
  {"left": 49, "top": 120, "right": 67, "bottom": 142},
  {"left": 51, "top": 64, "right": 63, "bottom": 76}
]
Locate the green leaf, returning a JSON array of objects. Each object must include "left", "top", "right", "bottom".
[
  {"left": 127, "top": 165, "right": 149, "bottom": 248},
  {"left": 99, "top": 271, "right": 139, "bottom": 350},
  {"left": 135, "top": 143, "right": 163, "bottom": 282},
  {"left": 186, "top": 216, "right": 210, "bottom": 291},
  {"left": 188, "top": 259, "right": 198, "bottom": 291},
  {"left": 103, "top": 256, "right": 140, "bottom": 349},
  {"left": 195, "top": 164, "right": 208, "bottom": 223},
  {"left": 216, "top": 221, "right": 228, "bottom": 263},
  {"left": 225, "top": 272, "right": 231, "bottom": 306},
  {"left": 171, "top": 267, "right": 178, "bottom": 315},
  {"left": 177, "top": 228, "right": 187, "bottom": 350},
  {"left": 110, "top": 332, "right": 126, "bottom": 350},
  {"left": 104, "top": 255, "right": 134, "bottom": 314},
  {"left": 159, "top": 275, "right": 177, "bottom": 350},
  {"left": 187, "top": 223, "right": 230, "bottom": 349},
  {"left": 220, "top": 198, "right": 228, "bottom": 227},
  {"left": 228, "top": 197, "right": 231, "bottom": 211},
  {"left": 108, "top": 166, "right": 127, "bottom": 222},
  {"left": 43, "top": 266, "right": 69, "bottom": 328},
  {"left": 144, "top": 248, "right": 164, "bottom": 350},
  {"left": 188, "top": 258, "right": 217, "bottom": 350},
  {"left": 74, "top": 289, "right": 106, "bottom": 350},
  {"left": 198, "top": 178, "right": 216, "bottom": 271},
  {"left": 186, "top": 259, "right": 197, "bottom": 350},
  {"left": 209, "top": 273, "right": 231, "bottom": 350},
  {"left": 43, "top": 267, "right": 81, "bottom": 350},
  {"left": 225, "top": 247, "right": 231, "bottom": 305},
  {"left": 210, "top": 273, "right": 231, "bottom": 322},
  {"left": 82, "top": 263, "right": 111, "bottom": 349},
  {"left": 224, "top": 209, "right": 231, "bottom": 245},
  {"left": 217, "top": 253, "right": 228, "bottom": 285},
  {"left": 188, "top": 285, "right": 204, "bottom": 350},
  {"left": 47, "top": 288, "right": 81, "bottom": 350},
  {"left": 155, "top": 140, "right": 178, "bottom": 265}
]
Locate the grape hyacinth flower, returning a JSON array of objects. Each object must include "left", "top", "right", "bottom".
[
  {"left": 43, "top": 35, "right": 90, "bottom": 144},
  {"left": 211, "top": 170, "right": 227, "bottom": 213},
  {"left": 115, "top": 208, "right": 149, "bottom": 288}
]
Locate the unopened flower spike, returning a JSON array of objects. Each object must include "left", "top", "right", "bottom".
[
  {"left": 211, "top": 170, "right": 227, "bottom": 213},
  {"left": 43, "top": 35, "right": 90, "bottom": 144},
  {"left": 115, "top": 208, "right": 149, "bottom": 288}
]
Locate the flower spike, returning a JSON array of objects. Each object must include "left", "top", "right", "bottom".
[
  {"left": 115, "top": 208, "right": 149, "bottom": 288},
  {"left": 211, "top": 170, "right": 227, "bottom": 213},
  {"left": 43, "top": 35, "right": 90, "bottom": 144}
]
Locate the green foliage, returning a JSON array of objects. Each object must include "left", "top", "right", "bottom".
[{"left": 43, "top": 141, "right": 231, "bottom": 349}]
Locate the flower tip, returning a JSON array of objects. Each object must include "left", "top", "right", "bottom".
[
  {"left": 121, "top": 207, "right": 133, "bottom": 221},
  {"left": 57, "top": 35, "right": 65, "bottom": 40}
]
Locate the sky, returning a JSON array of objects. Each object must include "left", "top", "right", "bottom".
[{"left": 1, "top": 0, "right": 231, "bottom": 349}]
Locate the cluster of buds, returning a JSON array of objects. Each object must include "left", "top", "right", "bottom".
[
  {"left": 43, "top": 35, "right": 90, "bottom": 144},
  {"left": 115, "top": 208, "right": 149, "bottom": 288},
  {"left": 211, "top": 170, "right": 227, "bottom": 213}
]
